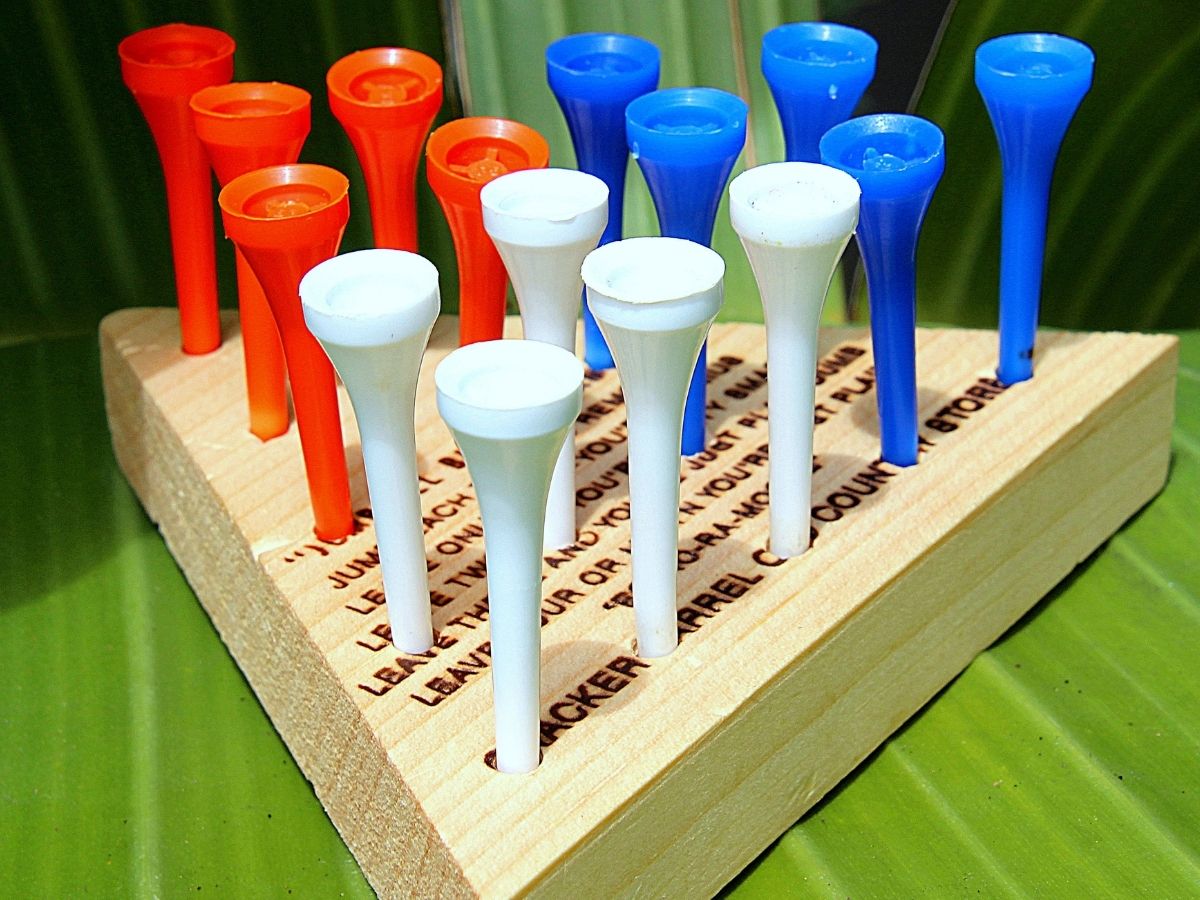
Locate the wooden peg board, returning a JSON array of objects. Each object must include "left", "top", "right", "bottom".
[{"left": 100, "top": 308, "right": 1177, "bottom": 899}]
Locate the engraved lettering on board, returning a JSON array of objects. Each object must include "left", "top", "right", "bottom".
[{"left": 267, "top": 345, "right": 1009, "bottom": 751}]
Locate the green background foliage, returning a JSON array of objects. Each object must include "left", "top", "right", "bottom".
[
  {"left": 1, "top": 0, "right": 1196, "bottom": 895},
  {"left": 912, "top": 0, "right": 1200, "bottom": 332}
]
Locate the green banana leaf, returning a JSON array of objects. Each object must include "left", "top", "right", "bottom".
[
  {"left": 912, "top": 0, "right": 1200, "bottom": 331},
  {"left": 2, "top": 0, "right": 1198, "bottom": 895}
]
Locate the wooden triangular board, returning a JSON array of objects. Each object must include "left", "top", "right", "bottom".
[{"left": 100, "top": 309, "right": 1177, "bottom": 898}]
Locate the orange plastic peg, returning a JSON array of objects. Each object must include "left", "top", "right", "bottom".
[
  {"left": 119, "top": 23, "right": 235, "bottom": 355},
  {"left": 191, "top": 82, "right": 312, "bottom": 441},
  {"left": 328, "top": 48, "right": 443, "bottom": 252},
  {"left": 426, "top": 118, "right": 550, "bottom": 345},
  {"left": 219, "top": 165, "right": 354, "bottom": 540}
]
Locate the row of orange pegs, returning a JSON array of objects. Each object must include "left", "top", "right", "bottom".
[{"left": 118, "top": 23, "right": 551, "bottom": 541}]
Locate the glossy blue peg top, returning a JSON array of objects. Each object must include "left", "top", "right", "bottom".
[
  {"left": 625, "top": 87, "right": 749, "bottom": 245},
  {"left": 975, "top": 33, "right": 1094, "bottom": 385},
  {"left": 819, "top": 113, "right": 945, "bottom": 203},
  {"left": 546, "top": 32, "right": 661, "bottom": 109},
  {"left": 547, "top": 33, "right": 661, "bottom": 372},
  {"left": 627, "top": 88, "right": 748, "bottom": 167},
  {"left": 762, "top": 22, "right": 878, "bottom": 163},
  {"left": 626, "top": 87, "right": 747, "bottom": 455},
  {"left": 975, "top": 33, "right": 1094, "bottom": 113},
  {"left": 546, "top": 33, "right": 661, "bottom": 221},
  {"left": 821, "top": 114, "right": 945, "bottom": 468}
]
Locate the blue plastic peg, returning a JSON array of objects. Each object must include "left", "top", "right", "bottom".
[
  {"left": 626, "top": 87, "right": 748, "bottom": 455},
  {"left": 820, "top": 114, "right": 945, "bottom": 467},
  {"left": 976, "top": 33, "right": 1094, "bottom": 385},
  {"left": 547, "top": 32, "right": 661, "bottom": 371},
  {"left": 762, "top": 22, "right": 878, "bottom": 163}
]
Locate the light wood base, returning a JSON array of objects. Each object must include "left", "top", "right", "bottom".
[{"left": 100, "top": 309, "right": 1177, "bottom": 898}]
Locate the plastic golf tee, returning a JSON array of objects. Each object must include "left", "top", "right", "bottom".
[
  {"left": 191, "top": 81, "right": 311, "bottom": 441},
  {"left": 761, "top": 22, "right": 878, "bottom": 163},
  {"left": 626, "top": 88, "right": 747, "bottom": 455},
  {"left": 436, "top": 341, "right": 583, "bottom": 774},
  {"left": 426, "top": 118, "right": 550, "bottom": 346},
  {"left": 300, "top": 250, "right": 440, "bottom": 652},
  {"left": 118, "top": 23, "right": 234, "bottom": 354},
  {"left": 481, "top": 169, "right": 608, "bottom": 550},
  {"left": 820, "top": 114, "right": 944, "bottom": 468},
  {"left": 729, "top": 163, "right": 860, "bottom": 558},
  {"left": 546, "top": 32, "right": 661, "bottom": 370},
  {"left": 976, "top": 33, "right": 1094, "bottom": 385},
  {"left": 328, "top": 48, "right": 443, "bottom": 252},
  {"left": 583, "top": 238, "right": 725, "bottom": 657},
  {"left": 219, "top": 165, "right": 354, "bottom": 540}
]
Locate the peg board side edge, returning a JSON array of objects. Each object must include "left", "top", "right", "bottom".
[{"left": 99, "top": 310, "right": 473, "bottom": 899}]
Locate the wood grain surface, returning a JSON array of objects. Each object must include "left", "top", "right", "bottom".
[{"left": 100, "top": 309, "right": 1177, "bottom": 898}]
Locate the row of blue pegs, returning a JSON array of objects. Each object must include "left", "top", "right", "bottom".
[{"left": 546, "top": 24, "right": 1094, "bottom": 466}]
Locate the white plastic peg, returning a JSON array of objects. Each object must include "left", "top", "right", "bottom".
[
  {"left": 481, "top": 168, "right": 608, "bottom": 549},
  {"left": 729, "top": 163, "right": 860, "bottom": 559},
  {"left": 300, "top": 249, "right": 440, "bottom": 652},
  {"left": 582, "top": 237, "right": 724, "bottom": 658},
  {"left": 436, "top": 340, "right": 583, "bottom": 773}
]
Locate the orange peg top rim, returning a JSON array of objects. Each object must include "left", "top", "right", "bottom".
[
  {"left": 426, "top": 117, "right": 551, "bottom": 206},
  {"left": 327, "top": 47, "right": 443, "bottom": 125},
  {"left": 219, "top": 164, "right": 350, "bottom": 249},
  {"left": 119, "top": 23, "right": 235, "bottom": 97},
  {"left": 191, "top": 82, "right": 312, "bottom": 148}
]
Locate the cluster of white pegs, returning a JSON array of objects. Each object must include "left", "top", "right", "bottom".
[{"left": 299, "top": 162, "right": 860, "bottom": 773}]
